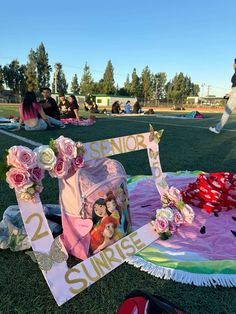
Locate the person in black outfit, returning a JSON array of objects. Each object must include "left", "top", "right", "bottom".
[
  {"left": 67, "top": 95, "right": 80, "bottom": 119},
  {"left": 111, "top": 101, "right": 121, "bottom": 114},
  {"left": 133, "top": 101, "right": 141, "bottom": 114},
  {"left": 40, "top": 87, "right": 61, "bottom": 120},
  {"left": 90, "top": 102, "right": 99, "bottom": 113},
  {"left": 58, "top": 94, "right": 70, "bottom": 117}
]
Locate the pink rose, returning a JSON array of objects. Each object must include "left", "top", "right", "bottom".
[
  {"left": 72, "top": 155, "right": 84, "bottom": 169},
  {"left": 169, "top": 222, "right": 177, "bottom": 234},
  {"left": 6, "top": 168, "right": 32, "bottom": 190},
  {"left": 154, "top": 217, "right": 169, "bottom": 233},
  {"left": 55, "top": 136, "right": 77, "bottom": 160},
  {"left": 49, "top": 156, "right": 70, "bottom": 178},
  {"left": 7, "top": 146, "right": 37, "bottom": 169},
  {"left": 28, "top": 167, "right": 45, "bottom": 182},
  {"left": 173, "top": 210, "right": 184, "bottom": 226},
  {"left": 181, "top": 204, "right": 195, "bottom": 224},
  {"left": 165, "top": 187, "right": 182, "bottom": 204}
]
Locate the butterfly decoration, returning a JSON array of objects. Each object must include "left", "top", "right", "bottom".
[
  {"left": 149, "top": 125, "right": 164, "bottom": 143},
  {"left": 149, "top": 148, "right": 159, "bottom": 160},
  {"left": 25, "top": 236, "right": 68, "bottom": 272}
]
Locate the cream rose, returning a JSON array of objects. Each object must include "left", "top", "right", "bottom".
[
  {"left": 156, "top": 207, "right": 173, "bottom": 221},
  {"left": 34, "top": 146, "right": 57, "bottom": 170}
]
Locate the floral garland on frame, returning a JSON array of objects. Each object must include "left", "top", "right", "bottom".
[
  {"left": 1, "top": 136, "right": 85, "bottom": 202},
  {"left": 152, "top": 187, "right": 195, "bottom": 240}
]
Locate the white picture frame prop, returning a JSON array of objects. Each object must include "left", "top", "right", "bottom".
[{"left": 14, "top": 128, "right": 168, "bottom": 305}]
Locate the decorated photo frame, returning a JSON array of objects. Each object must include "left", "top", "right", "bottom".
[{"left": 5, "top": 126, "right": 183, "bottom": 306}]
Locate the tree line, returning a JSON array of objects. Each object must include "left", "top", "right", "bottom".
[{"left": 0, "top": 42, "right": 200, "bottom": 103}]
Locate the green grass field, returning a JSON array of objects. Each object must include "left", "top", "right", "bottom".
[{"left": 1, "top": 106, "right": 236, "bottom": 313}]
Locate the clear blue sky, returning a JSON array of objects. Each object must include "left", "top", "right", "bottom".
[{"left": 1, "top": 0, "right": 235, "bottom": 96}]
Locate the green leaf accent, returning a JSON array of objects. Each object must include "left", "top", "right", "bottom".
[
  {"left": 159, "top": 231, "right": 171, "bottom": 240},
  {"left": 177, "top": 200, "right": 185, "bottom": 210},
  {"left": 49, "top": 138, "right": 58, "bottom": 154}
]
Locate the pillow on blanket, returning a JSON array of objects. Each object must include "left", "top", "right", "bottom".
[{"left": 181, "top": 172, "right": 236, "bottom": 213}]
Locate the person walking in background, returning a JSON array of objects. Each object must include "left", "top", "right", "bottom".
[
  {"left": 13, "top": 91, "right": 65, "bottom": 131},
  {"left": 209, "top": 59, "right": 236, "bottom": 134},
  {"left": 40, "top": 87, "right": 61, "bottom": 120}
]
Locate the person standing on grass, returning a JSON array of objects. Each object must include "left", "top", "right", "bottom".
[
  {"left": 209, "top": 59, "right": 236, "bottom": 134},
  {"left": 13, "top": 91, "right": 65, "bottom": 131},
  {"left": 40, "top": 87, "right": 61, "bottom": 120}
]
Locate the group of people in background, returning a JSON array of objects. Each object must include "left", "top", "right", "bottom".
[
  {"left": 14, "top": 88, "right": 81, "bottom": 132},
  {"left": 13, "top": 87, "right": 144, "bottom": 132},
  {"left": 111, "top": 100, "right": 142, "bottom": 114},
  {"left": 84, "top": 100, "right": 99, "bottom": 113},
  {"left": 58, "top": 94, "right": 80, "bottom": 119}
]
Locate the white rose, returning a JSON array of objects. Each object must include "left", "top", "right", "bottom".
[
  {"left": 156, "top": 207, "right": 173, "bottom": 221},
  {"left": 34, "top": 146, "right": 57, "bottom": 170}
]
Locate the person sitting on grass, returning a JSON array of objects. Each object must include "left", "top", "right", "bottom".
[
  {"left": 67, "top": 95, "right": 80, "bottom": 119},
  {"left": 13, "top": 91, "right": 65, "bottom": 131},
  {"left": 133, "top": 101, "right": 142, "bottom": 113},
  {"left": 111, "top": 101, "right": 121, "bottom": 114},
  {"left": 90, "top": 102, "right": 99, "bottom": 113},
  {"left": 40, "top": 87, "right": 61, "bottom": 120},
  {"left": 84, "top": 101, "right": 90, "bottom": 111},
  {"left": 124, "top": 101, "right": 132, "bottom": 114},
  {"left": 58, "top": 94, "right": 70, "bottom": 117}
]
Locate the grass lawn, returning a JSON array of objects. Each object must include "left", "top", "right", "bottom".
[{"left": 0, "top": 106, "right": 236, "bottom": 313}]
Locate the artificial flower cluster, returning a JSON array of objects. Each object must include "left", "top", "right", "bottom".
[
  {"left": 37, "top": 136, "right": 85, "bottom": 178},
  {"left": 4, "top": 136, "right": 85, "bottom": 201},
  {"left": 152, "top": 187, "right": 195, "bottom": 240},
  {"left": 6, "top": 146, "right": 44, "bottom": 201}
]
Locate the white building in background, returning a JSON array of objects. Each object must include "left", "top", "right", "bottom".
[
  {"left": 186, "top": 96, "right": 199, "bottom": 104},
  {"left": 93, "top": 94, "right": 137, "bottom": 108}
]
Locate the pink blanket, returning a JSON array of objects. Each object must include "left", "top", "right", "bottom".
[
  {"left": 128, "top": 174, "right": 236, "bottom": 266},
  {"left": 126, "top": 174, "right": 236, "bottom": 287},
  {"left": 61, "top": 118, "right": 96, "bottom": 126}
]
